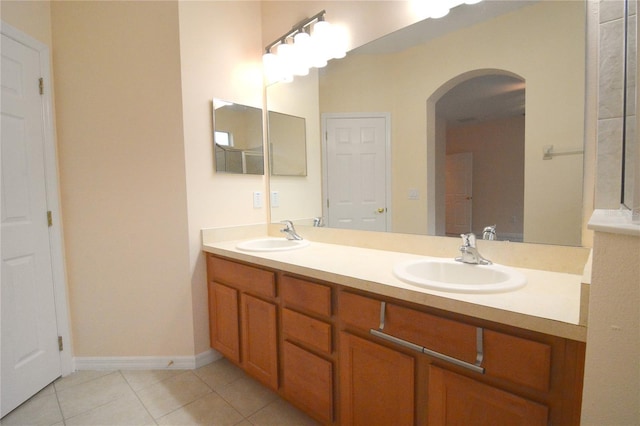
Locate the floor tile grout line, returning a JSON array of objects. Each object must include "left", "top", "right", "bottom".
[
  {"left": 189, "top": 366, "right": 269, "bottom": 422},
  {"left": 52, "top": 383, "right": 67, "bottom": 426},
  {"left": 121, "top": 370, "right": 160, "bottom": 426},
  {"left": 129, "top": 369, "right": 219, "bottom": 423},
  {"left": 56, "top": 371, "right": 141, "bottom": 423},
  {"left": 213, "top": 381, "right": 278, "bottom": 421},
  {"left": 191, "top": 363, "right": 260, "bottom": 424},
  {"left": 56, "top": 370, "right": 129, "bottom": 425},
  {"left": 151, "top": 388, "right": 248, "bottom": 425},
  {"left": 54, "top": 370, "right": 116, "bottom": 394}
]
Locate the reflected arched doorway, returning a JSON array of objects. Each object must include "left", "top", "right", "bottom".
[{"left": 426, "top": 70, "right": 525, "bottom": 241}]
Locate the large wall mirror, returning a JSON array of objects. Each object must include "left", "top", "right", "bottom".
[
  {"left": 267, "top": 0, "right": 587, "bottom": 246},
  {"left": 213, "top": 99, "right": 264, "bottom": 175}
]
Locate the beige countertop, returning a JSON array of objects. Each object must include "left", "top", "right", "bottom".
[{"left": 202, "top": 228, "right": 587, "bottom": 342}]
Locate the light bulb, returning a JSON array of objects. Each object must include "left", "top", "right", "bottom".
[
  {"left": 292, "top": 32, "right": 311, "bottom": 76},
  {"left": 276, "top": 42, "right": 295, "bottom": 82},
  {"left": 262, "top": 52, "right": 281, "bottom": 85},
  {"left": 311, "top": 20, "right": 334, "bottom": 63},
  {"left": 328, "top": 24, "right": 348, "bottom": 59},
  {"left": 411, "top": 0, "right": 453, "bottom": 20}
]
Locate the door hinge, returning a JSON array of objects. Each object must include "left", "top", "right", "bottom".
[
  {"left": 327, "top": 199, "right": 330, "bottom": 208},
  {"left": 47, "top": 211, "right": 53, "bottom": 227},
  {"left": 58, "top": 336, "right": 63, "bottom": 351},
  {"left": 39, "top": 78, "right": 44, "bottom": 95}
]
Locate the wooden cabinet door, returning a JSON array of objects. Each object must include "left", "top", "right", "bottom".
[
  {"left": 428, "top": 365, "right": 548, "bottom": 426},
  {"left": 241, "top": 294, "right": 278, "bottom": 390},
  {"left": 283, "top": 341, "right": 333, "bottom": 423},
  {"left": 209, "top": 282, "right": 240, "bottom": 363},
  {"left": 340, "top": 332, "right": 415, "bottom": 426}
]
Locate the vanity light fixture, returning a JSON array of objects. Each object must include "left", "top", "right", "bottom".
[
  {"left": 263, "top": 10, "right": 348, "bottom": 85},
  {"left": 411, "top": 0, "right": 483, "bottom": 20}
]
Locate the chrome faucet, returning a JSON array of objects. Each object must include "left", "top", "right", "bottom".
[
  {"left": 280, "top": 220, "right": 303, "bottom": 240},
  {"left": 455, "top": 233, "right": 492, "bottom": 265},
  {"left": 482, "top": 224, "right": 497, "bottom": 240}
]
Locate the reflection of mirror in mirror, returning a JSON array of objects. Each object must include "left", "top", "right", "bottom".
[
  {"left": 267, "top": 0, "right": 586, "bottom": 246},
  {"left": 268, "top": 111, "right": 307, "bottom": 176},
  {"left": 212, "top": 99, "right": 264, "bottom": 175},
  {"left": 622, "top": 0, "right": 637, "bottom": 213}
]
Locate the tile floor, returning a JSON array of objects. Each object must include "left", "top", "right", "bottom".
[{"left": 0, "top": 358, "right": 319, "bottom": 426}]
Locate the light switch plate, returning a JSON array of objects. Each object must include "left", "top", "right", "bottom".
[
  {"left": 253, "top": 191, "right": 263, "bottom": 208},
  {"left": 271, "top": 191, "right": 280, "bottom": 208}
]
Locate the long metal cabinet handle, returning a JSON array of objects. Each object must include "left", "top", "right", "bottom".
[{"left": 369, "top": 302, "right": 485, "bottom": 374}]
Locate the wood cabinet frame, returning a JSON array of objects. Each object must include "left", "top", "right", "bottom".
[{"left": 206, "top": 254, "right": 586, "bottom": 425}]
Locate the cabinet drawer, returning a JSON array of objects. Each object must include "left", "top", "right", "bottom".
[
  {"left": 208, "top": 255, "right": 275, "bottom": 298},
  {"left": 283, "top": 341, "right": 333, "bottom": 424},
  {"left": 339, "top": 291, "right": 381, "bottom": 329},
  {"left": 283, "top": 308, "right": 332, "bottom": 354},
  {"left": 339, "top": 291, "right": 478, "bottom": 364},
  {"left": 281, "top": 275, "right": 331, "bottom": 317}
]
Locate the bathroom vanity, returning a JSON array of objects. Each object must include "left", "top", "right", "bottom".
[{"left": 203, "top": 230, "right": 588, "bottom": 425}]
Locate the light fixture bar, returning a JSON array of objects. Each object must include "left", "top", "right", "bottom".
[{"left": 264, "top": 10, "right": 326, "bottom": 53}]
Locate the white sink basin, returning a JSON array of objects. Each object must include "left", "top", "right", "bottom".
[
  {"left": 236, "top": 238, "right": 310, "bottom": 252},
  {"left": 393, "top": 258, "right": 526, "bottom": 293}
]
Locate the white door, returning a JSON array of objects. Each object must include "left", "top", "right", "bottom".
[
  {"left": 324, "top": 115, "right": 389, "bottom": 232},
  {"left": 1, "top": 32, "right": 62, "bottom": 417},
  {"left": 445, "top": 153, "right": 473, "bottom": 235}
]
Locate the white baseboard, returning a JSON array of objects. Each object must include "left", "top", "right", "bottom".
[{"left": 73, "top": 348, "right": 222, "bottom": 371}]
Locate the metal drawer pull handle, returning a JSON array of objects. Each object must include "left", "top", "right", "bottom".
[{"left": 370, "top": 302, "right": 485, "bottom": 374}]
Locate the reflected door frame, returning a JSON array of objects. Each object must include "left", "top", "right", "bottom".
[{"left": 321, "top": 113, "right": 392, "bottom": 232}]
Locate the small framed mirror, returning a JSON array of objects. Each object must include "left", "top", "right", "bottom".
[
  {"left": 268, "top": 111, "right": 307, "bottom": 176},
  {"left": 212, "top": 99, "right": 264, "bottom": 175}
]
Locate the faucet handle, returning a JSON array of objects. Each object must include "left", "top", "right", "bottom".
[
  {"left": 482, "top": 225, "right": 497, "bottom": 240},
  {"left": 280, "top": 220, "right": 303, "bottom": 240},
  {"left": 460, "top": 233, "right": 476, "bottom": 247}
]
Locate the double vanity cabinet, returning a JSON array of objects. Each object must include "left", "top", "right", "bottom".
[{"left": 206, "top": 253, "right": 586, "bottom": 425}]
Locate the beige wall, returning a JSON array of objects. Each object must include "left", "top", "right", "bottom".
[
  {"left": 178, "top": 0, "right": 265, "bottom": 354},
  {"left": 1, "top": 0, "right": 52, "bottom": 46},
  {"left": 50, "top": 1, "right": 194, "bottom": 357},
  {"left": 581, "top": 231, "right": 640, "bottom": 424},
  {"left": 3, "top": 0, "right": 267, "bottom": 358}
]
